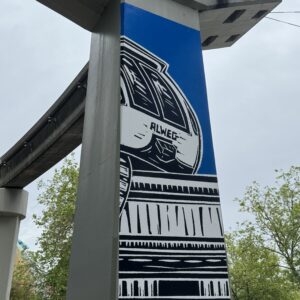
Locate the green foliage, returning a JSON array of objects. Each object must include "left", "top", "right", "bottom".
[
  {"left": 10, "top": 249, "right": 41, "bottom": 300},
  {"left": 226, "top": 226, "right": 300, "bottom": 300},
  {"left": 31, "top": 156, "right": 79, "bottom": 299},
  {"left": 237, "top": 166, "right": 300, "bottom": 284},
  {"left": 12, "top": 158, "right": 300, "bottom": 299},
  {"left": 227, "top": 166, "right": 300, "bottom": 299}
]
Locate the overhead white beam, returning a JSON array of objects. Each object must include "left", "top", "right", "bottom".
[
  {"left": 36, "top": 0, "right": 110, "bottom": 31},
  {"left": 36, "top": 0, "right": 281, "bottom": 49}
]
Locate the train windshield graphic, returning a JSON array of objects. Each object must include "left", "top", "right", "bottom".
[{"left": 120, "top": 37, "right": 202, "bottom": 176}]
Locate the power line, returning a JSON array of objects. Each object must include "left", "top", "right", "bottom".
[
  {"left": 270, "top": 11, "right": 300, "bottom": 14},
  {"left": 265, "top": 16, "right": 300, "bottom": 29}
]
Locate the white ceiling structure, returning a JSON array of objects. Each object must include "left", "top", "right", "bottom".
[{"left": 37, "top": 0, "right": 281, "bottom": 49}]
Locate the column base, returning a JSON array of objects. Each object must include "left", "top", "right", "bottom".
[{"left": 0, "top": 188, "right": 28, "bottom": 300}]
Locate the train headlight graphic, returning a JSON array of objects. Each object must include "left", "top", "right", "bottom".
[{"left": 120, "top": 37, "right": 202, "bottom": 175}]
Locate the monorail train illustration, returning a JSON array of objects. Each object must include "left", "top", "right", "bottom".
[
  {"left": 119, "top": 37, "right": 203, "bottom": 212},
  {"left": 120, "top": 37, "right": 202, "bottom": 173},
  {"left": 118, "top": 37, "right": 230, "bottom": 299}
]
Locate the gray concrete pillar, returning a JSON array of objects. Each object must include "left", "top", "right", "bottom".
[
  {"left": 66, "top": 0, "right": 120, "bottom": 299},
  {"left": 0, "top": 188, "right": 28, "bottom": 300}
]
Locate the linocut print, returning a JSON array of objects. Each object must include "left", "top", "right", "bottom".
[{"left": 119, "top": 3, "right": 230, "bottom": 299}]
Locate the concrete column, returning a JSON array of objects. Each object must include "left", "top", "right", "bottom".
[
  {"left": 0, "top": 188, "right": 28, "bottom": 300},
  {"left": 66, "top": 0, "right": 120, "bottom": 299}
]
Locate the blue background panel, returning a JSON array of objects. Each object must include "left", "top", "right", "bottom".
[{"left": 121, "top": 3, "right": 217, "bottom": 175}]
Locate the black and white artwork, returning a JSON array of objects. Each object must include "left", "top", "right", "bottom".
[{"left": 119, "top": 36, "right": 230, "bottom": 299}]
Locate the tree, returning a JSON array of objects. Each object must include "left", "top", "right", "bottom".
[
  {"left": 227, "top": 166, "right": 300, "bottom": 298},
  {"left": 226, "top": 226, "right": 299, "bottom": 300},
  {"left": 21, "top": 158, "right": 300, "bottom": 298},
  {"left": 237, "top": 166, "right": 300, "bottom": 284},
  {"left": 10, "top": 248, "right": 41, "bottom": 300},
  {"left": 31, "top": 156, "right": 79, "bottom": 299}
]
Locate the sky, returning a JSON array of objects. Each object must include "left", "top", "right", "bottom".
[{"left": 0, "top": 0, "right": 299, "bottom": 249}]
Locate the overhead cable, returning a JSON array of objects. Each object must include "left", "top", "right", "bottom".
[
  {"left": 270, "top": 11, "right": 300, "bottom": 14},
  {"left": 265, "top": 16, "right": 300, "bottom": 28}
]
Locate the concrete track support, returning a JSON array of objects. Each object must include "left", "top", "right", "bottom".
[
  {"left": 0, "top": 188, "right": 28, "bottom": 300},
  {"left": 66, "top": 0, "right": 121, "bottom": 299}
]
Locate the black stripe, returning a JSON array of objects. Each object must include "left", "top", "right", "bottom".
[
  {"left": 191, "top": 209, "right": 196, "bottom": 236},
  {"left": 119, "top": 273, "right": 229, "bottom": 279},
  {"left": 124, "top": 204, "right": 132, "bottom": 233},
  {"left": 216, "top": 207, "right": 224, "bottom": 236},
  {"left": 129, "top": 192, "right": 220, "bottom": 202},
  {"left": 209, "top": 207, "right": 212, "bottom": 223},
  {"left": 167, "top": 205, "right": 170, "bottom": 232},
  {"left": 157, "top": 204, "right": 162, "bottom": 235},
  {"left": 137, "top": 205, "right": 141, "bottom": 234},
  {"left": 146, "top": 204, "right": 152, "bottom": 235},
  {"left": 182, "top": 207, "right": 189, "bottom": 236},
  {"left": 119, "top": 235, "right": 225, "bottom": 242},
  {"left": 199, "top": 207, "right": 204, "bottom": 236}
]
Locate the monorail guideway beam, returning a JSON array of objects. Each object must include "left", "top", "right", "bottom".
[{"left": 0, "top": 64, "right": 88, "bottom": 189}]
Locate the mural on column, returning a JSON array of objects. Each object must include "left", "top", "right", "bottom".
[{"left": 119, "top": 3, "right": 230, "bottom": 299}]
